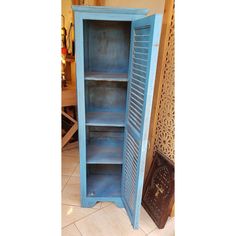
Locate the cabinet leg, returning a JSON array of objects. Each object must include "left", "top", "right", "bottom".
[
  {"left": 81, "top": 199, "right": 97, "bottom": 208},
  {"left": 113, "top": 199, "right": 124, "bottom": 208}
]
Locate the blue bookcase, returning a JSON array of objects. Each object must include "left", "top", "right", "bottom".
[{"left": 72, "top": 6, "right": 162, "bottom": 229}]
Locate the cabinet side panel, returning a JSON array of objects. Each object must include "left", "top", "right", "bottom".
[{"left": 74, "top": 13, "right": 87, "bottom": 205}]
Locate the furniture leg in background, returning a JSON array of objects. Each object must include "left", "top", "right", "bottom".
[{"left": 62, "top": 86, "right": 78, "bottom": 149}]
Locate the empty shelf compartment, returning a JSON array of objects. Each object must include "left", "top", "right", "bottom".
[
  {"left": 84, "top": 20, "right": 131, "bottom": 74},
  {"left": 85, "top": 80, "right": 127, "bottom": 127},
  {"left": 87, "top": 164, "right": 122, "bottom": 197},
  {"left": 87, "top": 139, "right": 123, "bottom": 164},
  {"left": 86, "top": 126, "right": 124, "bottom": 164}
]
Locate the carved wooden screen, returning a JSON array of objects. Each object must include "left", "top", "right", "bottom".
[
  {"left": 143, "top": 1, "right": 175, "bottom": 222},
  {"left": 153, "top": 2, "right": 175, "bottom": 162}
]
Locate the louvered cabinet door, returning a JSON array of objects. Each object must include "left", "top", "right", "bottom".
[{"left": 121, "top": 14, "right": 163, "bottom": 229}]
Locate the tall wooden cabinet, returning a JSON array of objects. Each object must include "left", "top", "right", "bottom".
[{"left": 72, "top": 6, "right": 162, "bottom": 228}]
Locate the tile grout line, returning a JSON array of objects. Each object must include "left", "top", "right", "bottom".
[
  {"left": 62, "top": 203, "right": 82, "bottom": 207},
  {"left": 100, "top": 202, "right": 112, "bottom": 209},
  {"left": 61, "top": 154, "right": 82, "bottom": 232},
  {"left": 61, "top": 175, "right": 71, "bottom": 192},
  {"left": 61, "top": 162, "right": 79, "bottom": 192},
  {"left": 62, "top": 203, "right": 100, "bottom": 210},
  {"left": 74, "top": 222, "right": 83, "bottom": 236},
  {"left": 141, "top": 224, "right": 158, "bottom": 235},
  {"left": 71, "top": 162, "right": 80, "bottom": 177},
  {"left": 62, "top": 207, "right": 102, "bottom": 229},
  {"left": 61, "top": 153, "right": 161, "bottom": 235},
  {"left": 63, "top": 152, "right": 140, "bottom": 234},
  {"left": 139, "top": 227, "right": 148, "bottom": 235},
  {"left": 62, "top": 153, "right": 153, "bottom": 235},
  {"left": 116, "top": 206, "right": 149, "bottom": 235},
  {"left": 147, "top": 227, "right": 157, "bottom": 235},
  {"left": 62, "top": 202, "right": 113, "bottom": 229},
  {"left": 73, "top": 203, "right": 113, "bottom": 224}
]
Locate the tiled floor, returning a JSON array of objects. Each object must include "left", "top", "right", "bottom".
[{"left": 62, "top": 147, "right": 175, "bottom": 236}]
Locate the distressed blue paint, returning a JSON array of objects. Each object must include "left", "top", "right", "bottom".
[
  {"left": 85, "top": 72, "right": 128, "bottom": 82},
  {"left": 86, "top": 111, "right": 125, "bottom": 127},
  {"left": 84, "top": 197, "right": 124, "bottom": 208},
  {"left": 85, "top": 81, "right": 127, "bottom": 113},
  {"left": 87, "top": 139, "right": 123, "bottom": 164},
  {"left": 74, "top": 13, "right": 87, "bottom": 207},
  {"left": 77, "top": 13, "right": 145, "bottom": 22},
  {"left": 84, "top": 21, "right": 131, "bottom": 74},
  {"left": 72, "top": 5, "right": 148, "bottom": 15},
  {"left": 72, "top": 6, "right": 148, "bottom": 22},
  {"left": 121, "top": 14, "right": 163, "bottom": 229},
  {"left": 73, "top": 6, "right": 143, "bottom": 211},
  {"left": 87, "top": 126, "right": 124, "bottom": 140},
  {"left": 87, "top": 172, "right": 121, "bottom": 197},
  {"left": 73, "top": 6, "right": 162, "bottom": 228},
  {"left": 86, "top": 164, "right": 122, "bottom": 206}
]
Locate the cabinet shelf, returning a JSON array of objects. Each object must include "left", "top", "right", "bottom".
[
  {"left": 87, "top": 173, "right": 121, "bottom": 197},
  {"left": 85, "top": 72, "right": 128, "bottom": 82},
  {"left": 86, "top": 111, "right": 125, "bottom": 127},
  {"left": 87, "top": 139, "right": 123, "bottom": 164}
]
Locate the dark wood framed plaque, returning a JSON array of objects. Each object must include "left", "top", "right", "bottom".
[{"left": 142, "top": 151, "right": 174, "bottom": 229}]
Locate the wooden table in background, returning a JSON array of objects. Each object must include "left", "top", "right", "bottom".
[{"left": 62, "top": 84, "right": 78, "bottom": 149}]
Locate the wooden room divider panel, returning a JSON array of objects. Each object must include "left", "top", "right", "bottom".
[
  {"left": 153, "top": 3, "right": 175, "bottom": 162},
  {"left": 143, "top": 0, "right": 175, "bottom": 223},
  {"left": 145, "top": 0, "right": 175, "bottom": 177}
]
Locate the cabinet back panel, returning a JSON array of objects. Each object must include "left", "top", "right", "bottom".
[
  {"left": 84, "top": 20, "right": 131, "bottom": 73},
  {"left": 86, "top": 126, "right": 124, "bottom": 140},
  {"left": 85, "top": 81, "right": 127, "bottom": 112},
  {"left": 87, "top": 164, "right": 122, "bottom": 175}
]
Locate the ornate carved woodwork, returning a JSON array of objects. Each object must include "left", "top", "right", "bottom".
[
  {"left": 142, "top": 151, "right": 174, "bottom": 229},
  {"left": 153, "top": 2, "right": 175, "bottom": 162},
  {"left": 145, "top": 0, "right": 175, "bottom": 182}
]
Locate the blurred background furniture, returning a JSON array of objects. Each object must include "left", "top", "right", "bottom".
[
  {"left": 62, "top": 84, "right": 78, "bottom": 149},
  {"left": 61, "top": 11, "right": 77, "bottom": 149}
]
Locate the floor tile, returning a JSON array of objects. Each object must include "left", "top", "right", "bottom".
[
  {"left": 62, "top": 175, "right": 70, "bottom": 190},
  {"left": 62, "top": 176, "right": 81, "bottom": 206},
  {"left": 62, "top": 155, "right": 79, "bottom": 176},
  {"left": 62, "top": 205, "right": 97, "bottom": 228},
  {"left": 120, "top": 205, "right": 156, "bottom": 234},
  {"left": 62, "top": 148, "right": 79, "bottom": 159},
  {"left": 148, "top": 217, "right": 175, "bottom": 236},
  {"left": 75, "top": 204, "right": 145, "bottom": 236},
  {"left": 92, "top": 202, "right": 102, "bottom": 209},
  {"left": 100, "top": 202, "right": 112, "bottom": 208},
  {"left": 72, "top": 165, "right": 80, "bottom": 177},
  {"left": 139, "top": 206, "right": 157, "bottom": 234},
  {"left": 62, "top": 224, "right": 81, "bottom": 236},
  {"left": 60, "top": 149, "right": 174, "bottom": 236}
]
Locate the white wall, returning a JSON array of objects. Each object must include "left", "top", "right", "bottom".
[{"left": 104, "top": 0, "right": 165, "bottom": 15}]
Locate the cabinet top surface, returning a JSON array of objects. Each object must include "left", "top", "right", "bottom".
[{"left": 72, "top": 5, "right": 148, "bottom": 15}]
